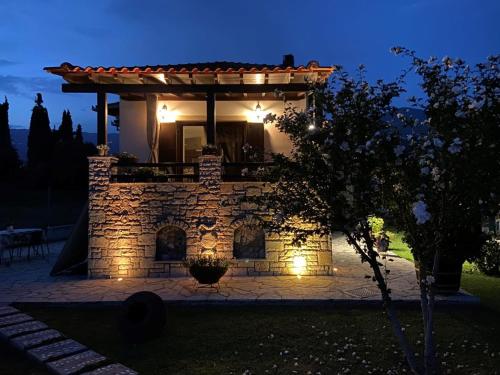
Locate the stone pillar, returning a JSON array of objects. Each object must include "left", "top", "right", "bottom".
[
  {"left": 88, "top": 156, "right": 117, "bottom": 278},
  {"left": 197, "top": 155, "right": 222, "bottom": 255}
]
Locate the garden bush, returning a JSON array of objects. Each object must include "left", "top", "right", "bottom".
[{"left": 475, "top": 239, "right": 500, "bottom": 276}]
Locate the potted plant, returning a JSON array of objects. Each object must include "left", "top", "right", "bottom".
[
  {"left": 201, "top": 144, "right": 219, "bottom": 156},
  {"left": 368, "top": 216, "right": 390, "bottom": 252},
  {"left": 184, "top": 254, "right": 229, "bottom": 285},
  {"left": 97, "top": 144, "right": 109, "bottom": 156}
]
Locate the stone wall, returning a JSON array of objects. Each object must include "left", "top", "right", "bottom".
[{"left": 88, "top": 156, "right": 333, "bottom": 278}]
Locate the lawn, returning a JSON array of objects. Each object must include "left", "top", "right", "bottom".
[
  {"left": 388, "top": 231, "right": 500, "bottom": 312},
  {"left": 5, "top": 304, "right": 499, "bottom": 375}
]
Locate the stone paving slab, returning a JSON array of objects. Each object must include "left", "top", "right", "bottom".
[
  {"left": 28, "top": 339, "right": 86, "bottom": 362},
  {"left": 0, "top": 239, "right": 477, "bottom": 304},
  {"left": 81, "top": 363, "right": 138, "bottom": 375},
  {"left": 0, "top": 320, "right": 48, "bottom": 339},
  {"left": 0, "top": 305, "right": 19, "bottom": 317},
  {"left": 0, "top": 313, "right": 33, "bottom": 327},
  {"left": 11, "top": 329, "right": 63, "bottom": 350},
  {"left": 46, "top": 350, "right": 106, "bottom": 375}
]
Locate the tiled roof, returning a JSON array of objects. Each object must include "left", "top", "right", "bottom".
[{"left": 44, "top": 60, "right": 333, "bottom": 75}]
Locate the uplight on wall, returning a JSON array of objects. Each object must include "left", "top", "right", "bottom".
[
  {"left": 292, "top": 254, "right": 307, "bottom": 277},
  {"left": 158, "top": 104, "right": 176, "bottom": 123}
]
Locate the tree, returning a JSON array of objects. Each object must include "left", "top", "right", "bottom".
[
  {"left": 253, "top": 67, "right": 423, "bottom": 373},
  {"left": 388, "top": 49, "right": 500, "bottom": 373},
  {"left": 74, "top": 124, "right": 84, "bottom": 145},
  {"left": 0, "top": 97, "right": 21, "bottom": 180},
  {"left": 27, "top": 93, "right": 52, "bottom": 169},
  {"left": 58, "top": 110, "right": 74, "bottom": 144}
]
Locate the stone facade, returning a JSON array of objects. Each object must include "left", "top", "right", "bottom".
[{"left": 88, "top": 156, "right": 333, "bottom": 278}]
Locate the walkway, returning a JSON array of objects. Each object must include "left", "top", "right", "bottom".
[{"left": 0, "top": 236, "right": 475, "bottom": 304}]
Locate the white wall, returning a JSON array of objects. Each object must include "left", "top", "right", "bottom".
[{"left": 119, "top": 98, "right": 306, "bottom": 161}]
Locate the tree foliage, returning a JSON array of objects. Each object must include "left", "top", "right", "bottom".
[{"left": 0, "top": 97, "right": 21, "bottom": 180}]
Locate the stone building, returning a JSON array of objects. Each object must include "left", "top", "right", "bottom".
[{"left": 45, "top": 55, "right": 335, "bottom": 278}]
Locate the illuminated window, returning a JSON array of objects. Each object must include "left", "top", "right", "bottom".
[
  {"left": 233, "top": 224, "right": 265, "bottom": 259},
  {"left": 156, "top": 226, "right": 186, "bottom": 261}
]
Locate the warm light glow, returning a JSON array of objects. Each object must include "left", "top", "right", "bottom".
[
  {"left": 158, "top": 103, "right": 176, "bottom": 123},
  {"left": 308, "top": 123, "right": 316, "bottom": 131},
  {"left": 117, "top": 277, "right": 123, "bottom": 282},
  {"left": 333, "top": 267, "right": 338, "bottom": 272},
  {"left": 255, "top": 102, "right": 263, "bottom": 121},
  {"left": 292, "top": 255, "right": 307, "bottom": 276}
]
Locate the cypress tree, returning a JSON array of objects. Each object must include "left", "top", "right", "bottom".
[
  {"left": 27, "top": 93, "right": 52, "bottom": 168},
  {"left": 0, "top": 97, "right": 21, "bottom": 179},
  {"left": 58, "top": 110, "right": 73, "bottom": 144},
  {"left": 74, "top": 124, "right": 84, "bottom": 144}
]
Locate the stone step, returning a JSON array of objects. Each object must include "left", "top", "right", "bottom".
[
  {"left": 0, "top": 306, "right": 20, "bottom": 317},
  {"left": 46, "top": 350, "right": 106, "bottom": 375},
  {"left": 11, "top": 329, "right": 63, "bottom": 350},
  {"left": 0, "top": 313, "right": 33, "bottom": 327},
  {"left": 28, "top": 339, "right": 86, "bottom": 362},
  {"left": 0, "top": 320, "right": 48, "bottom": 339},
  {"left": 81, "top": 363, "right": 138, "bottom": 375}
]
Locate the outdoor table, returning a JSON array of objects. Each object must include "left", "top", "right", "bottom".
[{"left": 0, "top": 228, "right": 44, "bottom": 263}]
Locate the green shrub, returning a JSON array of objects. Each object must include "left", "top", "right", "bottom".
[
  {"left": 475, "top": 240, "right": 500, "bottom": 276},
  {"left": 116, "top": 152, "right": 138, "bottom": 165},
  {"left": 368, "top": 216, "right": 385, "bottom": 237}
]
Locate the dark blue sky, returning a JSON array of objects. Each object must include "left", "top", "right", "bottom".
[{"left": 1, "top": 0, "right": 498, "bottom": 132}]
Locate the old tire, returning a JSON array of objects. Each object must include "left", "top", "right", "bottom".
[{"left": 118, "top": 291, "right": 166, "bottom": 343}]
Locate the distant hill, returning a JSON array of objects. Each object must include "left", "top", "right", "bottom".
[{"left": 10, "top": 129, "right": 120, "bottom": 161}]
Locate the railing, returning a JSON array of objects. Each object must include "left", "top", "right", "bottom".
[
  {"left": 222, "top": 162, "right": 273, "bottom": 182},
  {"left": 111, "top": 163, "right": 199, "bottom": 183}
]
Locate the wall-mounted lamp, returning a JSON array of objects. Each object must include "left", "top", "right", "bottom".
[
  {"left": 255, "top": 102, "right": 263, "bottom": 122},
  {"left": 158, "top": 103, "right": 176, "bottom": 123}
]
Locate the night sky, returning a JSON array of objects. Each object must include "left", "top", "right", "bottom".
[{"left": 1, "top": 0, "right": 498, "bottom": 133}]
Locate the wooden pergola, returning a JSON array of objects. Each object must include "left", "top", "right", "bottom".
[{"left": 45, "top": 61, "right": 334, "bottom": 146}]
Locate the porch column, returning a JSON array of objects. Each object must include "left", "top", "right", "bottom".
[
  {"left": 206, "top": 91, "right": 216, "bottom": 145},
  {"left": 97, "top": 92, "right": 108, "bottom": 145}
]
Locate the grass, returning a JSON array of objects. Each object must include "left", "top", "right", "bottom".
[
  {"left": 388, "top": 230, "right": 500, "bottom": 312},
  {"left": 8, "top": 304, "right": 500, "bottom": 375}
]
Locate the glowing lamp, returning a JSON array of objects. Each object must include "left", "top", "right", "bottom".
[
  {"left": 117, "top": 277, "right": 123, "bottom": 282},
  {"left": 308, "top": 123, "right": 316, "bottom": 131},
  {"left": 292, "top": 255, "right": 307, "bottom": 276},
  {"left": 255, "top": 102, "right": 263, "bottom": 122},
  {"left": 158, "top": 104, "right": 176, "bottom": 123}
]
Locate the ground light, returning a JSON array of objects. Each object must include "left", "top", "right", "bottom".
[{"left": 292, "top": 255, "right": 307, "bottom": 278}]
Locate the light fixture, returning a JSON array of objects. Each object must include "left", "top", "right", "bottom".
[
  {"left": 292, "top": 254, "right": 307, "bottom": 277},
  {"left": 158, "top": 104, "right": 169, "bottom": 122},
  {"left": 255, "top": 102, "right": 263, "bottom": 122},
  {"left": 308, "top": 123, "right": 316, "bottom": 131},
  {"left": 117, "top": 277, "right": 123, "bottom": 282}
]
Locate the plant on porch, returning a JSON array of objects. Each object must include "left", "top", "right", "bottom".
[{"left": 184, "top": 254, "right": 229, "bottom": 285}]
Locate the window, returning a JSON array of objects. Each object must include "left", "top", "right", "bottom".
[
  {"left": 233, "top": 224, "right": 266, "bottom": 259},
  {"left": 156, "top": 226, "right": 186, "bottom": 261}
]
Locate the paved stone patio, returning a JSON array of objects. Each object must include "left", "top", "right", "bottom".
[{"left": 0, "top": 235, "right": 474, "bottom": 304}]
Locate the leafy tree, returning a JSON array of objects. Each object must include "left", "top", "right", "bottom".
[
  {"left": 27, "top": 93, "right": 53, "bottom": 170},
  {"left": 0, "top": 97, "right": 21, "bottom": 180},
  {"left": 388, "top": 49, "right": 500, "bottom": 373},
  {"left": 253, "top": 67, "right": 424, "bottom": 372}
]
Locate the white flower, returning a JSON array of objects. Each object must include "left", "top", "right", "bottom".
[
  {"left": 448, "top": 138, "right": 462, "bottom": 154},
  {"left": 339, "top": 141, "right": 349, "bottom": 151},
  {"left": 425, "top": 275, "right": 435, "bottom": 284},
  {"left": 432, "top": 138, "right": 444, "bottom": 148},
  {"left": 394, "top": 145, "right": 405, "bottom": 157},
  {"left": 412, "top": 200, "right": 431, "bottom": 224}
]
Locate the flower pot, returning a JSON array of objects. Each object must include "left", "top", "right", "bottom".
[
  {"left": 414, "top": 257, "right": 463, "bottom": 295},
  {"left": 188, "top": 264, "right": 228, "bottom": 285}
]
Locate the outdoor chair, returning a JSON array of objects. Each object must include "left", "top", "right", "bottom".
[{"left": 25, "top": 230, "right": 49, "bottom": 259}]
